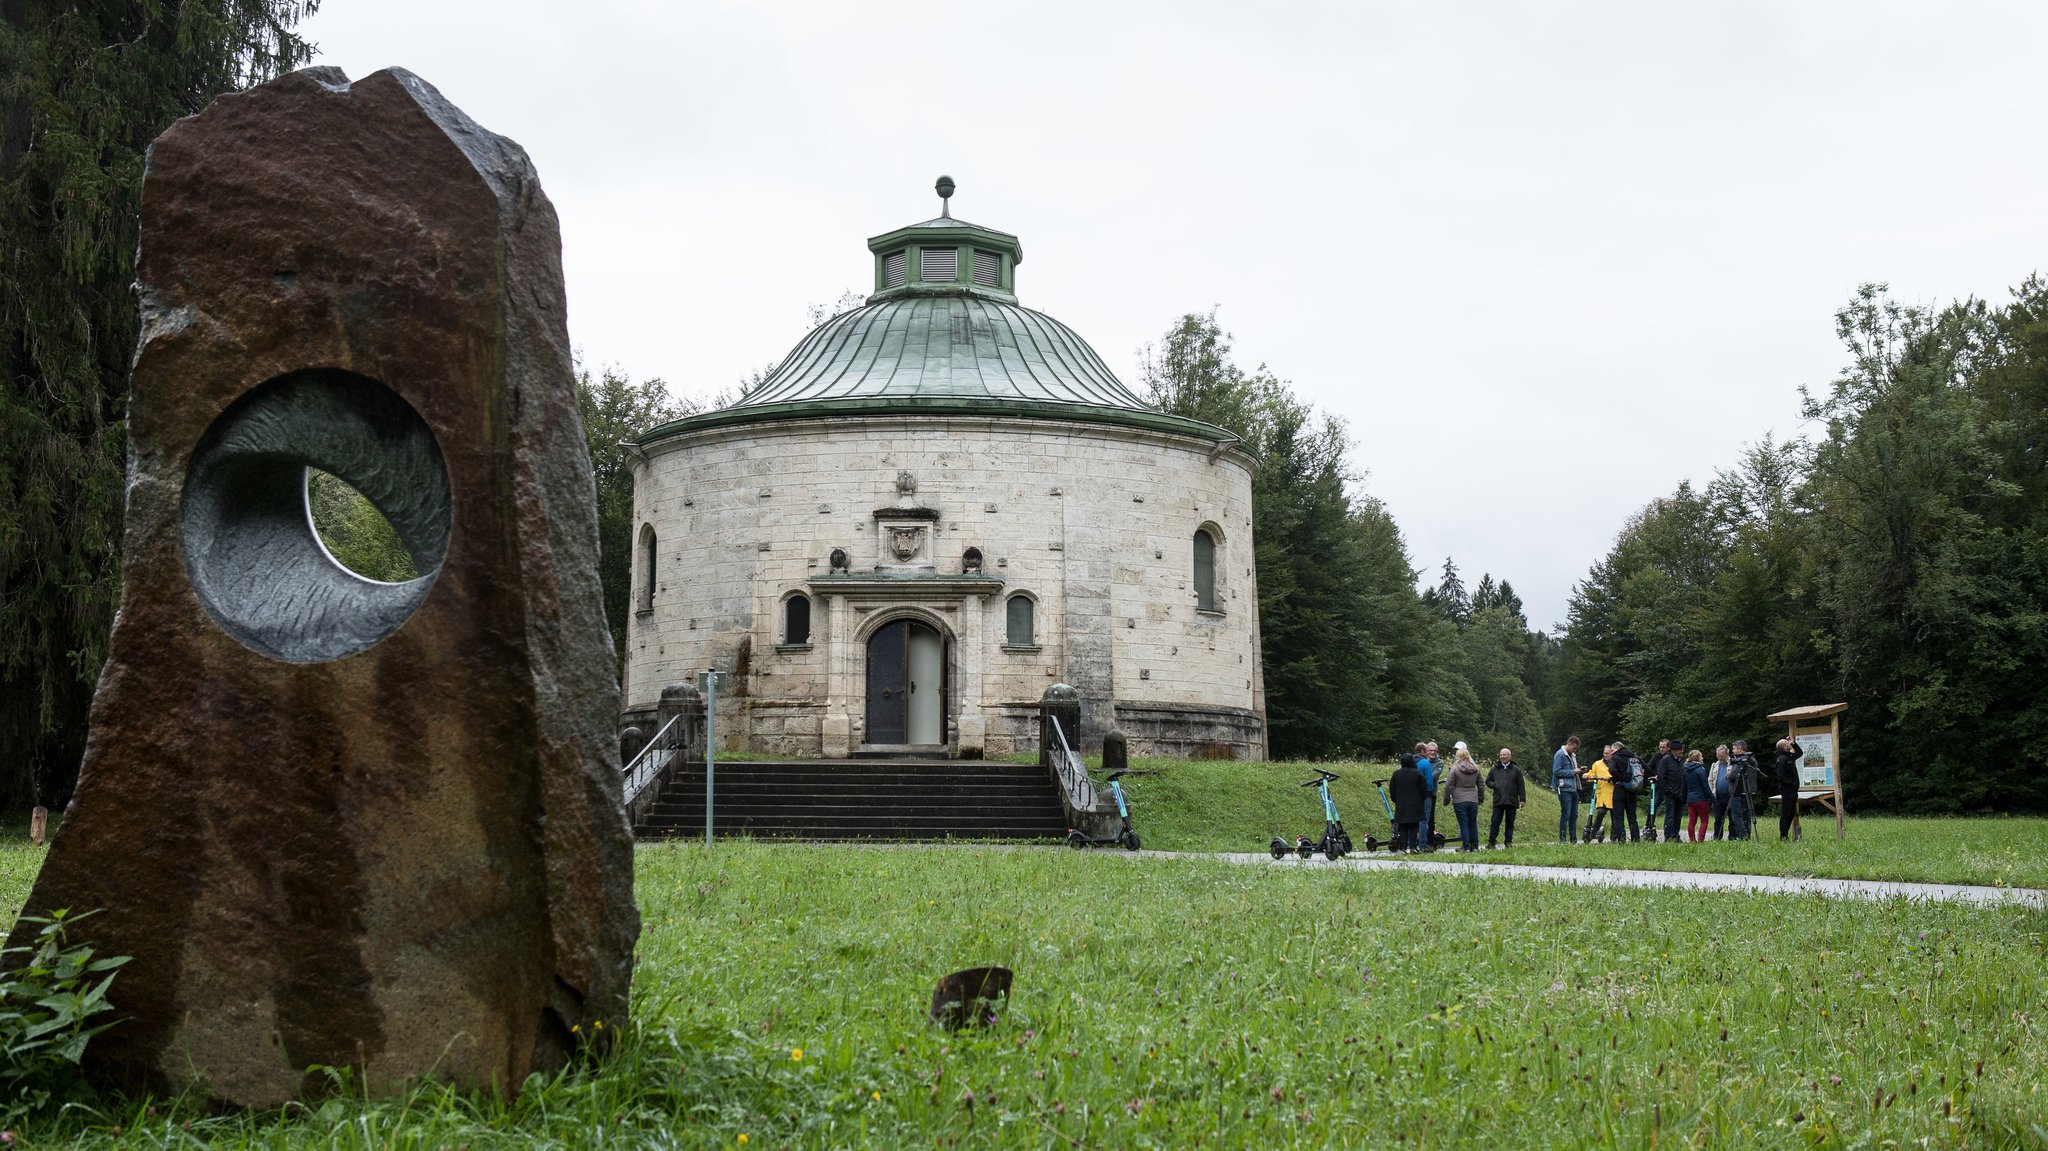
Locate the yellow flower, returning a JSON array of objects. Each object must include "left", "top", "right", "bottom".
[
  {"left": 593, "top": 1019, "right": 605, "bottom": 1030},
  {"left": 737, "top": 1136, "right": 749, "bottom": 1146},
  {"left": 570, "top": 1024, "right": 581, "bottom": 1033},
  {"left": 872, "top": 1090, "right": 882, "bottom": 1101},
  {"left": 790, "top": 1048, "right": 805, "bottom": 1061}
]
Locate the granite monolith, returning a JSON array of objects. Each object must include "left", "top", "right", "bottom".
[{"left": 3, "top": 66, "right": 639, "bottom": 1106}]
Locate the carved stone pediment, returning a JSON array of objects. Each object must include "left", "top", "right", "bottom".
[{"left": 873, "top": 505, "right": 940, "bottom": 571}]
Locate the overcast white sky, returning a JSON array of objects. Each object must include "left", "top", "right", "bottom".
[{"left": 302, "top": 1, "right": 2048, "bottom": 630}]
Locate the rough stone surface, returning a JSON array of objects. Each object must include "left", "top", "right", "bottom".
[{"left": 3, "top": 66, "right": 638, "bottom": 1105}]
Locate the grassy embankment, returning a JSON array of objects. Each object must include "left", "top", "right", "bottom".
[
  {"left": 1108, "top": 757, "right": 2048, "bottom": 889},
  {"left": 4, "top": 836, "right": 2045, "bottom": 1148}
]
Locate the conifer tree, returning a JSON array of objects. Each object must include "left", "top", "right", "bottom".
[{"left": 0, "top": 0, "right": 318, "bottom": 810}]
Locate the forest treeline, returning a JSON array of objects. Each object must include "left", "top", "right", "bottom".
[
  {"left": 1147, "top": 293, "right": 2048, "bottom": 812},
  {"left": 5, "top": 4, "right": 2043, "bottom": 814},
  {"left": 1549, "top": 283, "right": 2048, "bottom": 813}
]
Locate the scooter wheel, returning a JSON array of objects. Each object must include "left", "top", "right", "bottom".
[
  {"left": 1269, "top": 838, "right": 1287, "bottom": 860},
  {"left": 1066, "top": 831, "right": 1088, "bottom": 850},
  {"left": 1364, "top": 835, "right": 1380, "bottom": 853},
  {"left": 1337, "top": 833, "right": 1354, "bottom": 855},
  {"left": 1296, "top": 841, "right": 1314, "bottom": 861},
  {"left": 1122, "top": 832, "right": 1141, "bottom": 852},
  {"left": 1323, "top": 844, "right": 1342, "bottom": 861}
]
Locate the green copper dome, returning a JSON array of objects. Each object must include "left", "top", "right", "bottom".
[{"left": 638, "top": 180, "right": 1236, "bottom": 446}]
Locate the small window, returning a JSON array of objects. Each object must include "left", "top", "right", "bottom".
[
  {"left": 972, "top": 249, "right": 1001, "bottom": 287},
  {"left": 883, "top": 250, "right": 906, "bottom": 288},
  {"left": 1006, "top": 594, "right": 1035, "bottom": 646},
  {"left": 919, "top": 247, "right": 957, "bottom": 282},
  {"left": 638, "top": 524, "right": 658, "bottom": 613},
  {"left": 1193, "top": 529, "right": 1217, "bottom": 611},
  {"left": 784, "top": 594, "right": 811, "bottom": 646}
]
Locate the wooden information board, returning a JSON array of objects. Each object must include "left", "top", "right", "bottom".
[{"left": 1765, "top": 702, "right": 1848, "bottom": 839}]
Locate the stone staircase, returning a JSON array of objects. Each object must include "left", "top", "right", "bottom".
[{"left": 633, "top": 759, "right": 1070, "bottom": 842}]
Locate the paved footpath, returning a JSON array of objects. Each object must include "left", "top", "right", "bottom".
[{"left": 1192, "top": 851, "right": 2046, "bottom": 909}]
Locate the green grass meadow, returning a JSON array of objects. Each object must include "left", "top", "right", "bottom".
[{"left": 5, "top": 824, "right": 2048, "bottom": 1148}]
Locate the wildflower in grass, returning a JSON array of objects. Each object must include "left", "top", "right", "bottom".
[
  {"left": 791, "top": 1047, "right": 804, "bottom": 1061},
  {"left": 737, "top": 1136, "right": 748, "bottom": 1146},
  {"left": 872, "top": 1090, "right": 881, "bottom": 1101}
]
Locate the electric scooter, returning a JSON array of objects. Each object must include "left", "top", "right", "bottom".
[
  {"left": 1362, "top": 777, "right": 1396, "bottom": 852},
  {"left": 1065, "top": 770, "right": 1141, "bottom": 851},
  {"left": 1268, "top": 769, "right": 1353, "bottom": 861}
]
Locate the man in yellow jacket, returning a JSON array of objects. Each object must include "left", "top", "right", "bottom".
[{"left": 1584, "top": 744, "right": 1615, "bottom": 843}]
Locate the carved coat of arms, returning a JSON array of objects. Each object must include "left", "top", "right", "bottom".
[{"left": 888, "top": 525, "right": 925, "bottom": 562}]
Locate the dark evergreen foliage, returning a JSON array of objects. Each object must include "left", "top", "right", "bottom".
[
  {"left": 575, "top": 364, "right": 691, "bottom": 667},
  {"left": 0, "top": 0, "right": 317, "bottom": 810}
]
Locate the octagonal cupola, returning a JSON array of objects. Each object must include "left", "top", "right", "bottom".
[{"left": 867, "top": 175, "right": 1021, "bottom": 304}]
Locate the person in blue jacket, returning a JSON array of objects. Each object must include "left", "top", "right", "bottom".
[
  {"left": 1682, "top": 750, "right": 1713, "bottom": 842},
  {"left": 1417, "top": 742, "right": 1439, "bottom": 848},
  {"left": 1551, "top": 736, "right": 1582, "bottom": 843}
]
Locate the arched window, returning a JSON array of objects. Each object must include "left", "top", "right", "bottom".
[
  {"left": 638, "top": 524, "right": 657, "bottom": 613},
  {"left": 1006, "top": 594, "right": 1035, "bottom": 647},
  {"left": 1193, "top": 528, "right": 1218, "bottom": 611},
  {"left": 784, "top": 594, "right": 811, "bottom": 646}
]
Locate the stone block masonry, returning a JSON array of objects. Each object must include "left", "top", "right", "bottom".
[{"left": 627, "top": 414, "right": 1266, "bottom": 760}]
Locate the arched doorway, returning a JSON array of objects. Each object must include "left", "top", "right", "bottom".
[{"left": 866, "top": 618, "right": 947, "bottom": 746}]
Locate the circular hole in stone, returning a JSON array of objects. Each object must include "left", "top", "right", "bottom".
[{"left": 181, "top": 369, "right": 451, "bottom": 663}]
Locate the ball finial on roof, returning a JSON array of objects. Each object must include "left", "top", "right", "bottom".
[{"left": 935, "top": 174, "right": 955, "bottom": 218}]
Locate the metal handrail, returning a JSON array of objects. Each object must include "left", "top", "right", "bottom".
[
  {"left": 1045, "top": 714, "right": 1097, "bottom": 811},
  {"left": 622, "top": 711, "right": 684, "bottom": 811}
]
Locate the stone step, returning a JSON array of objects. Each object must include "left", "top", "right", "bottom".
[{"left": 633, "top": 755, "right": 1069, "bottom": 843}]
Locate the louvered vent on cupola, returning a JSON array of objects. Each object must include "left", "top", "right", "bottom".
[
  {"left": 972, "top": 249, "right": 1001, "bottom": 287},
  {"left": 920, "top": 247, "right": 957, "bottom": 282},
  {"left": 883, "top": 250, "right": 907, "bottom": 288}
]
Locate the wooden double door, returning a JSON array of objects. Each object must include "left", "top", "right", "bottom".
[{"left": 865, "top": 619, "right": 947, "bottom": 746}]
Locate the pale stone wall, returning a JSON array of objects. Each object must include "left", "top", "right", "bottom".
[{"left": 624, "top": 414, "right": 1265, "bottom": 759}]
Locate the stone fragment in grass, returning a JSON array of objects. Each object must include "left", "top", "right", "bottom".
[{"left": 930, "top": 966, "right": 1013, "bottom": 1030}]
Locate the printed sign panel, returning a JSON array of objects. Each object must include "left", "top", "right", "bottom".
[{"left": 1797, "top": 731, "right": 1835, "bottom": 788}]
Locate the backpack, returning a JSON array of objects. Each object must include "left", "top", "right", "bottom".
[{"left": 1621, "top": 755, "right": 1645, "bottom": 793}]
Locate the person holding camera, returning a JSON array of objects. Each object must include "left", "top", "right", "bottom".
[
  {"left": 1774, "top": 736, "right": 1805, "bottom": 840},
  {"left": 1729, "top": 740, "right": 1760, "bottom": 840}
]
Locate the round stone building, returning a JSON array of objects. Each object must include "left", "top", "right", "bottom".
[{"left": 624, "top": 183, "right": 1264, "bottom": 760}]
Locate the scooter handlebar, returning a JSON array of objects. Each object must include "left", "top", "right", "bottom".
[{"left": 1299, "top": 770, "right": 1340, "bottom": 787}]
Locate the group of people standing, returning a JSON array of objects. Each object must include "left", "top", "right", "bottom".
[
  {"left": 1381, "top": 733, "right": 1811, "bottom": 852},
  {"left": 1385, "top": 739, "right": 1531, "bottom": 852},
  {"left": 1550, "top": 735, "right": 1809, "bottom": 843}
]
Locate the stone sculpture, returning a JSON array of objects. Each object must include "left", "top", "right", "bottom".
[{"left": 2, "top": 66, "right": 638, "bottom": 1105}]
